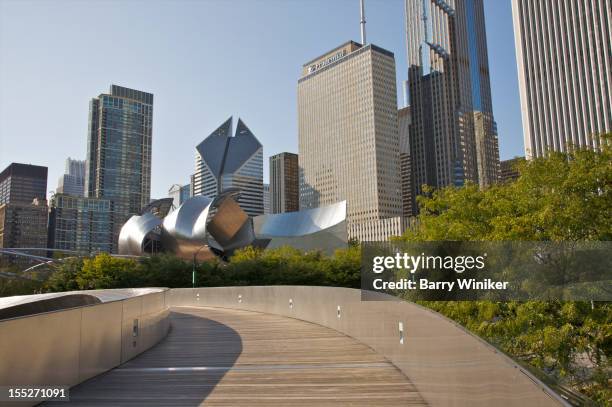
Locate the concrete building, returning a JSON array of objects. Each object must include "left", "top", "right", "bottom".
[
  {"left": 298, "top": 41, "right": 404, "bottom": 241},
  {"left": 0, "top": 163, "right": 47, "bottom": 205},
  {"left": 57, "top": 158, "right": 85, "bottom": 197},
  {"left": 193, "top": 117, "right": 264, "bottom": 217},
  {"left": 85, "top": 85, "right": 153, "bottom": 252},
  {"left": 48, "top": 194, "right": 113, "bottom": 254},
  {"left": 263, "top": 184, "right": 270, "bottom": 214},
  {"left": 499, "top": 157, "right": 524, "bottom": 183},
  {"left": 512, "top": 0, "right": 611, "bottom": 158},
  {"left": 269, "top": 152, "right": 299, "bottom": 214},
  {"left": 405, "top": 0, "right": 500, "bottom": 195}
]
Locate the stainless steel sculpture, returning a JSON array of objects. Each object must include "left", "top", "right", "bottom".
[
  {"left": 119, "top": 190, "right": 347, "bottom": 260},
  {"left": 159, "top": 189, "right": 254, "bottom": 261}
]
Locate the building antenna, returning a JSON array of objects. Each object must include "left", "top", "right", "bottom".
[{"left": 360, "top": 0, "right": 367, "bottom": 45}]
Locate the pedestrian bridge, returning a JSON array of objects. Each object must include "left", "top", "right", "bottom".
[{"left": 0, "top": 287, "right": 566, "bottom": 406}]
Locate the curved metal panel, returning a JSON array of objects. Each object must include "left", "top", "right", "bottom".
[
  {"left": 118, "top": 213, "right": 162, "bottom": 256},
  {"left": 253, "top": 201, "right": 347, "bottom": 254},
  {"left": 160, "top": 195, "right": 215, "bottom": 261},
  {"left": 254, "top": 201, "right": 346, "bottom": 237}
]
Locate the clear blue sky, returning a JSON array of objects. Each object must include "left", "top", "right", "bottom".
[{"left": 0, "top": 0, "right": 523, "bottom": 199}]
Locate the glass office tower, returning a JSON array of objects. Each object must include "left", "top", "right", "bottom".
[
  {"left": 57, "top": 158, "right": 86, "bottom": 197},
  {"left": 85, "top": 85, "right": 153, "bottom": 252},
  {"left": 405, "top": 0, "right": 500, "bottom": 199}
]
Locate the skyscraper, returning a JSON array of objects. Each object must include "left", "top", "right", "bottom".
[
  {"left": 193, "top": 117, "right": 264, "bottom": 217},
  {"left": 0, "top": 163, "right": 48, "bottom": 252},
  {"left": 0, "top": 163, "right": 47, "bottom": 205},
  {"left": 269, "top": 152, "right": 299, "bottom": 214},
  {"left": 298, "top": 41, "right": 403, "bottom": 241},
  {"left": 405, "top": 0, "right": 500, "bottom": 196},
  {"left": 57, "top": 158, "right": 85, "bottom": 196},
  {"left": 512, "top": 0, "right": 611, "bottom": 158},
  {"left": 85, "top": 85, "right": 153, "bottom": 252}
]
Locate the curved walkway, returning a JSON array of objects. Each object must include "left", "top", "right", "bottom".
[{"left": 46, "top": 307, "right": 426, "bottom": 406}]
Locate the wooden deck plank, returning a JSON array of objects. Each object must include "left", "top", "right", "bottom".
[{"left": 45, "top": 307, "right": 426, "bottom": 406}]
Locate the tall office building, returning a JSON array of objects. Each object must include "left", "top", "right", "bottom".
[
  {"left": 269, "top": 152, "right": 299, "bottom": 214},
  {"left": 193, "top": 117, "right": 264, "bottom": 217},
  {"left": 512, "top": 0, "right": 611, "bottom": 158},
  {"left": 398, "top": 107, "right": 414, "bottom": 218},
  {"left": 85, "top": 85, "right": 153, "bottom": 252},
  {"left": 405, "top": 0, "right": 500, "bottom": 196},
  {"left": 0, "top": 163, "right": 48, "bottom": 252},
  {"left": 48, "top": 194, "right": 113, "bottom": 254},
  {"left": 298, "top": 41, "right": 403, "bottom": 241},
  {"left": 57, "top": 158, "right": 85, "bottom": 196},
  {"left": 0, "top": 163, "right": 47, "bottom": 205}
]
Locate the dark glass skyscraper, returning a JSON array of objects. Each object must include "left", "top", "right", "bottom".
[
  {"left": 0, "top": 163, "right": 48, "bottom": 253},
  {"left": 85, "top": 85, "right": 153, "bottom": 252},
  {"left": 405, "top": 0, "right": 500, "bottom": 200},
  {"left": 0, "top": 163, "right": 47, "bottom": 205},
  {"left": 269, "top": 152, "right": 299, "bottom": 214}
]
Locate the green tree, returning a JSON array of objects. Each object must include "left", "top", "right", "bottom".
[{"left": 399, "top": 134, "right": 611, "bottom": 403}]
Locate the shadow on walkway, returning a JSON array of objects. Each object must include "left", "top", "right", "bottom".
[{"left": 44, "top": 310, "right": 242, "bottom": 406}]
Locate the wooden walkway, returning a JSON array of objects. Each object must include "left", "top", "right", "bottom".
[{"left": 47, "top": 307, "right": 426, "bottom": 406}]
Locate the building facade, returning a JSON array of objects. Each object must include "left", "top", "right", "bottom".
[
  {"left": 193, "top": 117, "right": 264, "bottom": 217},
  {"left": 0, "top": 163, "right": 47, "bottom": 205},
  {"left": 168, "top": 183, "right": 191, "bottom": 209},
  {"left": 499, "top": 157, "right": 524, "bottom": 183},
  {"left": 398, "top": 107, "right": 414, "bottom": 218},
  {"left": 269, "top": 152, "right": 299, "bottom": 214},
  {"left": 48, "top": 194, "right": 113, "bottom": 254},
  {"left": 0, "top": 163, "right": 49, "bottom": 254},
  {"left": 85, "top": 85, "right": 153, "bottom": 252},
  {"left": 263, "top": 184, "right": 270, "bottom": 214},
  {"left": 405, "top": 0, "right": 500, "bottom": 196},
  {"left": 511, "top": 0, "right": 611, "bottom": 158},
  {"left": 298, "top": 41, "right": 403, "bottom": 241},
  {"left": 0, "top": 198, "right": 48, "bottom": 250},
  {"left": 57, "top": 158, "right": 85, "bottom": 197}
]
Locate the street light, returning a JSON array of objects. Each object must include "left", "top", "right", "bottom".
[{"left": 192, "top": 245, "right": 208, "bottom": 288}]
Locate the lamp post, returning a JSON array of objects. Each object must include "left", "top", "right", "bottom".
[{"left": 192, "top": 245, "right": 207, "bottom": 288}]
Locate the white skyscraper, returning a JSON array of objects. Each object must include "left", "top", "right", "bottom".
[{"left": 512, "top": 0, "right": 611, "bottom": 158}]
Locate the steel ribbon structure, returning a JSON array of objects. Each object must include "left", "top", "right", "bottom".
[{"left": 118, "top": 192, "right": 347, "bottom": 260}]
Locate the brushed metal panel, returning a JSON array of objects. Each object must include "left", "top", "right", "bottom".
[
  {"left": 0, "top": 308, "right": 81, "bottom": 387},
  {"left": 78, "top": 301, "right": 123, "bottom": 382}
]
